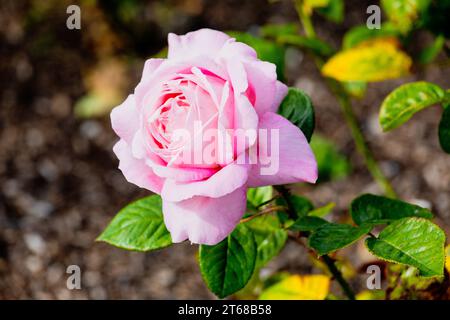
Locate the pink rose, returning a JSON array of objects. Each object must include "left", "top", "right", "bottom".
[{"left": 111, "top": 29, "right": 317, "bottom": 245}]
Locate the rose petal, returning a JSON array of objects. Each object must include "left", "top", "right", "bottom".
[
  {"left": 113, "top": 140, "right": 164, "bottom": 193},
  {"left": 162, "top": 186, "right": 247, "bottom": 245},
  {"left": 161, "top": 163, "right": 248, "bottom": 201},
  {"left": 141, "top": 58, "right": 164, "bottom": 81},
  {"left": 110, "top": 95, "right": 139, "bottom": 144},
  {"left": 247, "top": 112, "right": 317, "bottom": 186},
  {"left": 272, "top": 80, "right": 288, "bottom": 112},
  {"left": 244, "top": 60, "right": 277, "bottom": 115},
  {"left": 168, "top": 29, "right": 231, "bottom": 60}
]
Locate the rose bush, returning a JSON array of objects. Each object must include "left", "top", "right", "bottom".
[{"left": 110, "top": 29, "right": 317, "bottom": 245}]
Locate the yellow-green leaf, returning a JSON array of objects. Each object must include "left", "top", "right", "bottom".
[
  {"left": 321, "top": 41, "right": 412, "bottom": 82},
  {"left": 379, "top": 81, "right": 446, "bottom": 131},
  {"left": 445, "top": 245, "right": 450, "bottom": 274},
  {"left": 381, "top": 0, "right": 431, "bottom": 33},
  {"left": 259, "top": 274, "right": 330, "bottom": 300}
]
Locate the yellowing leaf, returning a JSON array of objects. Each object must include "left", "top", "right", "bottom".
[
  {"left": 259, "top": 274, "right": 330, "bottom": 300},
  {"left": 321, "top": 41, "right": 412, "bottom": 82},
  {"left": 446, "top": 245, "right": 450, "bottom": 274},
  {"left": 353, "top": 36, "right": 400, "bottom": 49},
  {"left": 356, "top": 290, "right": 385, "bottom": 300}
]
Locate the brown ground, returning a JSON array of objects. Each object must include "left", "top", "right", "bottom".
[{"left": 0, "top": 0, "right": 449, "bottom": 299}]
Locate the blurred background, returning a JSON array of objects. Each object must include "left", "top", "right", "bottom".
[{"left": 0, "top": 0, "right": 449, "bottom": 299}]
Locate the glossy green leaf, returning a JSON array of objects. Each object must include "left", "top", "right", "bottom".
[
  {"left": 290, "top": 216, "right": 329, "bottom": 232},
  {"left": 276, "top": 194, "right": 314, "bottom": 222},
  {"left": 379, "top": 81, "right": 446, "bottom": 131},
  {"left": 342, "top": 23, "right": 399, "bottom": 49},
  {"left": 97, "top": 196, "right": 172, "bottom": 251},
  {"left": 308, "top": 202, "right": 335, "bottom": 218},
  {"left": 246, "top": 215, "right": 288, "bottom": 267},
  {"left": 310, "top": 135, "right": 351, "bottom": 182},
  {"left": 308, "top": 223, "right": 372, "bottom": 255},
  {"left": 351, "top": 194, "right": 433, "bottom": 226},
  {"left": 366, "top": 218, "right": 445, "bottom": 277},
  {"left": 439, "top": 104, "right": 450, "bottom": 154},
  {"left": 247, "top": 186, "right": 273, "bottom": 211},
  {"left": 228, "top": 32, "right": 285, "bottom": 80},
  {"left": 276, "top": 34, "right": 335, "bottom": 57},
  {"left": 199, "top": 224, "right": 257, "bottom": 298},
  {"left": 278, "top": 87, "right": 315, "bottom": 142}
]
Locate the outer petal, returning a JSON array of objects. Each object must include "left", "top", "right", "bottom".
[
  {"left": 272, "top": 81, "right": 288, "bottom": 113},
  {"left": 244, "top": 60, "right": 277, "bottom": 115},
  {"left": 113, "top": 140, "right": 164, "bottom": 193},
  {"left": 110, "top": 95, "right": 139, "bottom": 144},
  {"left": 162, "top": 186, "right": 247, "bottom": 245},
  {"left": 141, "top": 58, "right": 164, "bottom": 81},
  {"left": 161, "top": 163, "right": 248, "bottom": 202},
  {"left": 168, "top": 29, "right": 231, "bottom": 60},
  {"left": 247, "top": 112, "right": 317, "bottom": 187}
]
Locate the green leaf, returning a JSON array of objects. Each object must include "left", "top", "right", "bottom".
[
  {"left": 247, "top": 186, "right": 273, "bottom": 211},
  {"left": 246, "top": 215, "right": 288, "bottom": 268},
  {"left": 278, "top": 87, "right": 315, "bottom": 141},
  {"left": 418, "top": 34, "right": 445, "bottom": 64},
  {"left": 276, "top": 34, "right": 335, "bottom": 57},
  {"left": 351, "top": 194, "right": 433, "bottom": 226},
  {"left": 379, "top": 81, "right": 446, "bottom": 131},
  {"left": 439, "top": 104, "right": 450, "bottom": 154},
  {"left": 308, "top": 223, "right": 372, "bottom": 255},
  {"left": 342, "top": 23, "right": 399, "bottom": 49},
  {"left": 310, "top": 135, "right": 351, "bottom": 182},
  {"left": 365, "top": 217, "right": 446, "bottom": 277},
  {"left": 290, "top": 216, "right": 329, "bottom": 232},
  {"left": 381, "top": 0, "right": 432, "bottom": 33},
  {"left": 317, "top": 0, "right": 344, "bottom": 23},
  {"left": 276, "top": 194, "right": 314, "bottom": 223},
  {"left": 228, "top": 32, "right": 285, "bottom": 81},
  {"left": 322, "top": 39, "right": 412, "bottom": 82},
  {"left": 199, "top": 224, "right": 257, "bottom": 298},
  {"left": 308, "top": 202, "right": 335, "bottom": 218},
  {"left": 97, "top": 196, "right": 172, "bottom": 251}
]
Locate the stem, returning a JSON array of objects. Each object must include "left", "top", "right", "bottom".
[
  {"left": 276, "top": 185, "right": 356, "bottom": 300},
  {"left": 293, "top": 1, "right": 397, "bottom": 198},
  {"left": 240, "top": 205, "right": 286, "bottom": 223},
  {"left": 328, "top": 80, "right": 397, "bottom": 198},
  {"left": 322, "top": 255, "right": 356, "bottom": 300},
  {"left": 256, "top": 195, "right": 280, "bottom": 209},
  {"left": 294, "top": 0, "right": 316, "bottom": 38}
]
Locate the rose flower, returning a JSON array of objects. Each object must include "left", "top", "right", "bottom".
[{"left": 111, "top": 29, "right": 317, "bottom": 245}]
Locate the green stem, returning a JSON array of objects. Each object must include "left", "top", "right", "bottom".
[
  {"left": 293, "top": 1, "right": 397, "bottom": 198},
  {"left": 328, "top": 80, "right": 397, "bottom": 198},
  {"left": 294, "top": 0, "right": 316, "bottom": 38},
  {"left": 276, "top": 185, "right": 356, "bottom": 300}
]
